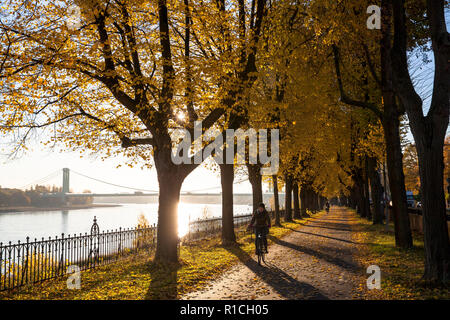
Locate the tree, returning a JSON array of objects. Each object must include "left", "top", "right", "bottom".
[
  {"left": 271, "top": 174, "right": 282, "bottom": 226},
  {"left": 0, "top": 0, "right": 267, "bottom": 262},
  {"left": 292, "top": 182, "right": 301, "bottom": 218},
  {"left": 390, "top": 0, "right": 450, "bottom": 283},
  {"left": 368, "top": 156, "right": 384, "bottom": 224},
  {"left": 247, "top": 163, "right": 263, "bottom": 213},
  {"left": 329, "top": 0, "right": 412, "bottom": 248},
  {"left": 332, "top": 45, "right": 412, "bottom": 246},
  {"left": 219, "top": 157, "right": 236, "bottom": 244},
  {"left": 284, "top": 173, "right": 293, "bottom": 221},
  {"left": 213, "top": 0, "right": 269, "bottom": 244},
  {"left": 258, "top": 0, "right": 412, "bottom": 246}
]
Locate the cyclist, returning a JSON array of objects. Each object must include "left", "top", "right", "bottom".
[
  {"left": 247, "top": 202, "right": 271, "bottom": 254},
  {"left": 325, "top": 201, "right": 330, "bottom": 213}
]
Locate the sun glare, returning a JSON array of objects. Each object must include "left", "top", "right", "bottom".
[
  {"left": 177, "top": 202, "right": 190, "bottom": 238},
  {"left": 177, "top": 112, "right": 185, "bottom": 121}
]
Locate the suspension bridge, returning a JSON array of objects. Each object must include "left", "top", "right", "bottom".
[{"left": 19, "top": 168, "right": 273, "bottom": 202}]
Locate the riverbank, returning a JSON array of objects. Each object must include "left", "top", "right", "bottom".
[
  {"left": 0, "top": 215, "right": 317, "bottom": 299},
  {"left": 0, "top": 203, "right": 121, "bottom": 213}
]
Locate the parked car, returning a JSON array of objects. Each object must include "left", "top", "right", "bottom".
[{"left": 406, "top": 191, "right": 415, "bottom": 207}]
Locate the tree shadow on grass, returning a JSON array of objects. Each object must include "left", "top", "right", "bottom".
[
  {"left": 224, "top": 243, "right": 329, "bottom": 300},
  {"left": 145, "top": 260, "right": 180, "bottom": 300}
]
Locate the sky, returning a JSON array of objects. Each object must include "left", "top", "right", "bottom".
[
  {"left": 0, "top": 147, "right": 256, "bottom": 193},
  {"left": 0, "top": 8, "right": 448, "bottom": 194}
]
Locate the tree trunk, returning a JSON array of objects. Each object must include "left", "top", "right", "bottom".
[
  {"left": 305, "top": 186, "right": 312, "bottom": 213},
  {"left": 300, "top": 186, "right": 309, "bottom": 217},
  {"left": 272, "top": 175, "right": 281, "bottom": 226},
  {"left": 284, "top": 174, "right": 293, "bottom": 221},
  {"left": 350, "top": 185, "right": 358, "bottom": 211},
  {"left": 389, "top": 0, "right": 449, "bottom": 284},
  {"left": 319, "top": 196, "right": 326, "bottom": 211},
  {"left": 359, "top": 178, "right": 369, "bottom": 218},
  {"left": 247, "top": 164, "right": 263, "bottom": 213},
  {"left": 220, "top": 163, "right": 236, "bottom": 244},
  {"left": 311, "top": 191, "right": 317, "bottom": 212},
  {"left": 153, "top": 137, "right": 188, "bottom": 263},
  {"left": 306, "top": 186, "right": 316, "bottom": 214},
  {"left": 155, "top": 174, "right": 182, "bottom": 262},
  {"left": 348, "top": 187, "right": 357, "bottom": 209},
  {"left": 353, "top": 170, "right": 367, "bottom": 218},
  {"left": 364, "top": 157, "right": 372, "bottom": 220},
  {"left": 383, "top": 115, "right": 412, "bottom": 248},
  {"left": 293, "top": 182, "right": 301, "bottom": 219},
  {"left": 416, "top": 140, "right": 450, "bottom": 283},
  {"left": 368, "top": 157, "right": 384, "bottom": 224},
  {"left": 380, "top": 0, "right": 412, "bottom": 249},
  {"left": 154, "top": 144, "right": 184, "bottom": 263},
  {"left": 314, "top": 192, "right": 320, "bottom": 212}
]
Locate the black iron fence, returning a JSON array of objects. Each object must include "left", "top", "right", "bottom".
[
  {"left": 184, "top": 213, "right": 253, "bottom": 241},
  {"left": 181, "top": 209, "right": 288, "bottom": 241},
  {"left": 0, "top": 217, "right": 156, "bottom": 291},
  {"left": 0, "top": 212, "right": 261, "bottom": 291}
]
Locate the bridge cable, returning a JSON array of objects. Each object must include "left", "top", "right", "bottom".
[
  {"left": 182, "top": 176, "right": 249, "bottom": 193},
  {"left": 43, "top": 169, "right": 250, "bottom": 194},
  {"left": 70, "top": 170, "right": 159, "bottom": 193},
  {"left": 19, "top": 170, "right": 61, "bottom": 190}
]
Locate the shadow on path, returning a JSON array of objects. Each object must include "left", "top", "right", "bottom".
[
  {"left": 302, "top": 224, "right": 351, "bottom": 232},
  {"left": 317, "top": 218, "right": 356, "bottom": 223},
  {"left": 286, "top": 228, "right": 358, "bottom": 245},
  {"left": 224, "top": 244, "right": 329, "bottom": 300},
  {"left": 267, "top": 236, "right": 359, "bottom": 274}
]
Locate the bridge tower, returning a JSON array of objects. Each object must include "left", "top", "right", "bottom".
[{"left": 62, "top": 168, "right": 70, "bottom": 194}]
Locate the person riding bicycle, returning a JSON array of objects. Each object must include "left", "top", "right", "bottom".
[
  {"left": 325, "top": 201, "right": 330, "bottom": 212},
  {"left": 247, "top": 202, "right": 271, "bottom": 255}
]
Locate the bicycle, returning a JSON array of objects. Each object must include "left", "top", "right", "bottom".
[{"left": 255, "top": 231, "right": 266, "bottom": 265}]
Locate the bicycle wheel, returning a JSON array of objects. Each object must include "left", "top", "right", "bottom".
[{"left": 256, "top": 236, "right": 262, "bottom": 265}]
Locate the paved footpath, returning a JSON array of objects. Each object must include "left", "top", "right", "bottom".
[{"left": 183, "top": 207, "right": 365, "bottom": 300}]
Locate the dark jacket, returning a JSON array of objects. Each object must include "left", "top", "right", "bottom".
[{"left": 250, "top": 209, "right": 271, "bottom": 228}]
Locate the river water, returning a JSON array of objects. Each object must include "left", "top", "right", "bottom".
[{"left": 0, "top": 201, "right": 253, "bottom": 245}]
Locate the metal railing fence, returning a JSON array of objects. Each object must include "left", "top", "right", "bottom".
[
  {"left": 1, "top": 210, "right": 272, "bottom": 291},
  {"left": 0, "top": 217, "right": 156, "bottom": 291}
]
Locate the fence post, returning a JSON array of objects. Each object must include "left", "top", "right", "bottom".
[
  {"left": 119, "top": 227, "right": 122, "bottom": 255},
  {"left": 15, "top": 240, "right": 20, "bottom": 287},
  {"left": 25, "top": 236, "right": 30, "bottom": 284},
  {"left": 7, "top": 241, "right": 11, "bottom": 289},
  {"left": 60, "top": 233, "right": 64, "bottom": 276},
  {"left": 0, "top": 242, "right": 3, "bottom": 291},
  {"left": 54, "top": 236, "right": 58, "bottom": 278}
]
